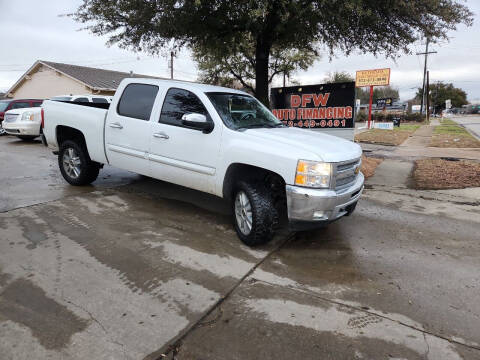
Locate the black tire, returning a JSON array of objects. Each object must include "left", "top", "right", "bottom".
[
  {"left": 17, "top": 135, "right": 38, "bottom": 141},
  {"left": 58, "top": 140, "right": 100, "bottom": 186},
  {"left": 232, "top": 181, "right": 278, "bottom": 246}
]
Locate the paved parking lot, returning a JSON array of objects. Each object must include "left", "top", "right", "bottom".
[{"left": 1, "top": 135, "right": 480, "bottom": 360}]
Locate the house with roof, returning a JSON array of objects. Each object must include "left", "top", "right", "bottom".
[{"left": 4, "top": 60, "right": 159, "bottom": 99}]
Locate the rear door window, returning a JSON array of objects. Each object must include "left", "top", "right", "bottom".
[
  {"left": 159, "top": 88, "right": 210, "bottom": 126},
  {"left": 117, "top": 83, "right": 159, "bottom": 121},
  {"left": 31, "top": 101, "right": 43, "bottom": 107},
  {"left": 75, "top": 97, "right": 89, "bottom": 103},
  {"left": 92, "top": 98, "right": 109, "bottom": 104}
]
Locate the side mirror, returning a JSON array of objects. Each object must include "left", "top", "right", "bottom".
[{"left": 181, "top": 113, "right": 213, "bottom": 133}]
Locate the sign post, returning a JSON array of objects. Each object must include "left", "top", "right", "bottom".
[
  {"left": 356, "top": 68, "right": 391, "bottom": 129},
  {"left": 368, "top": 85, "right": 374, "bottom": 129}
]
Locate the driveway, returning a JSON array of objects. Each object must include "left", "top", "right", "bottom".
[
  {"left": 0, "top": 135, "right": 479, "bottom": 360},
  {"left": 452, "top": 115, "right": 480, "bottom": 140}
]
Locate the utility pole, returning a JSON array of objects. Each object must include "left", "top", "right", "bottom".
[
  {"left": 169, "top": 51, "right": 174, "bottom": 79},
  {"left": 283, "top": 72, "right": 286, "bottom": 87},
  {"left": 426, "top": 71, "right": 430, "bottom": 123},
  {"left": 417, "top": 38, "right": 437, "bottom": 114}
]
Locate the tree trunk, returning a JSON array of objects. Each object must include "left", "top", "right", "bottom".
[{"left": 255, "top": 39, "right": 270, "bottom": 107}]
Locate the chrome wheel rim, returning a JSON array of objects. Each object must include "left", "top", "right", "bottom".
[
  {"left": 63, "top": 148, "right": 81, "bottom": 179},
  {"left": 235, "top": 191, "right": 253, "bottom": 236}
]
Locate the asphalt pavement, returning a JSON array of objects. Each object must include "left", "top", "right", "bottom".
[
  {"left": 452, "top": 115, "right": 480, "bottom": 140},
  {"left": 0, "top": 135, "right": 479, "bottom": 360}
]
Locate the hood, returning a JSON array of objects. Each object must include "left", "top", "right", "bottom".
[
  {"left": 244, "top": 127, "right": 362, "bottom": 163},
  {"left": 5, "top": 107, "right": 41, "bottom": 115}
]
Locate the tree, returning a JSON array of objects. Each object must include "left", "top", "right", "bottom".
[
  {"left": 193, "top": 37, "right": 317, "bottom": 94},
  {"left": 323, "top": 71, "right": 354, "bottom": 84},
  {"left": 357, "top": 86, "right": 400, "bottom": 104},
  {"left": 72, "top": 1, "right": 472, "bottom": 105},
  {"left": 416, "top": 82, "right": 468, "bottom": 111}
]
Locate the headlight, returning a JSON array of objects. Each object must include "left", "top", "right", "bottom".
[
  {"left": 21, "top": 111, "right": 35, "bottom": 121},
  {"left": 295, "top": 160, "right": 332, "bottom": 188}
]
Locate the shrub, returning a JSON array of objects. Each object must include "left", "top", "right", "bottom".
[
  {"left": 405, "top": 112, "right": 423, "bottom": 122},
  {"left": 356, "top": 111, "right": 367, "bottom": 122}
]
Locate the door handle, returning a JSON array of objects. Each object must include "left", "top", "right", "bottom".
[
  {"left": 109, "top": 122, "right": 123, "bottom": 129},
  {"left": 153, "top": 132, "right": 169, "bottom": 139}
]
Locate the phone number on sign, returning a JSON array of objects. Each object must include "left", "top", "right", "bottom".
[{"left": 282, "top": 119, "right": 347, "bottom": 128}]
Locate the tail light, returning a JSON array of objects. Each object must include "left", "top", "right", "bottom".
[{"left": 40, "top": 108, "right": 45, "bottom": 129}]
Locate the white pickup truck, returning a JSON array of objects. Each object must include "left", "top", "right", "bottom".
[{"left": 42, "top": 78, "right": 363, "bottom": 246}]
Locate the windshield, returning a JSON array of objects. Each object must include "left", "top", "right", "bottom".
[
  {"left": 50, "top": 96, "right": 72, "bottom": 101},
  {"left": 0, "top": 101, "right": 11, "bottom": 112},
  {"left": 207, "top": 92, "right": 283, "bottom": 130}
]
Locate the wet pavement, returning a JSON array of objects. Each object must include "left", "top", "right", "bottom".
[{"left": 0, "top": 135, "right": 479, "bottom": 360}]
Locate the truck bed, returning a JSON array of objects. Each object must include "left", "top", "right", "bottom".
[{"left": 42, "top": 100, "right": 110, "bottom": 164}]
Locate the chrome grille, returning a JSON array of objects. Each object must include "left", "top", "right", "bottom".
[
  {"left": 4, "top": 113, "right": 19, "bottom": 123},
  {"left": 334, "top": 158, "right": 360, "bottom": 191}
]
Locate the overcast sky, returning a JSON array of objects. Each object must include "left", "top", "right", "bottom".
[{"left": 1, "top": 0, "right": 479, "bottom": 101}]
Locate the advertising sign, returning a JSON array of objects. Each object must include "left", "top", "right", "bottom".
[
  {"left": 446, "top": 99, "right": 452, "bottom": 109},
  {"left": 376, "top": 97, "right": 393, "bottom": 107},
  {"left": 374, "top": 122, "right": 394, "bottom": 130},
  {"left": 355, "top": 68, "right": 391, "bottom": 87},
  {"left": 270, "top": 82, "right": 355, "bottom": 129}
]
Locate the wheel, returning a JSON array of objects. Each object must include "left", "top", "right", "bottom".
[
  {"left": 58, "top": 140, "right": 100, "bottom": 186},
  {"left": 0, "top": 123, "right": 5, "bottom": 135},
  {"left": 232, "top": 181, "right": 278, "bottom": 246},
  {"left": 17, "top": 135, "right": 38, "bottom": 141}
]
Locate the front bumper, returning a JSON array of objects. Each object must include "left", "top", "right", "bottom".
[
  {"left": 285, "top": 173, "right": 364, "bottom": 228},
  {"left": 3, "top": 120, "right": 41, "bottom": 136}
]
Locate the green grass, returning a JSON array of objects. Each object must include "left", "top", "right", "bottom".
[
  {"left": 394, "top": 124, "right": 421, "bottom": 132},
  {"left": 440, "top": 118, "right": 457, "bottom": 125},
  {"left": 434, "top": 124, "right": 470, "bottom": 135}
]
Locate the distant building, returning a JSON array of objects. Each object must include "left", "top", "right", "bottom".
[{"left": 4, "top": 60, "right": 162, "bottom": 99}]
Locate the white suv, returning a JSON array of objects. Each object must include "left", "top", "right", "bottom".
[{"left": 4, "top": 95, "right": 112, "bottom": 140}]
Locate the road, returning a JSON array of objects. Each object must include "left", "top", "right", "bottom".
[
  {"left": 0, "top": 135, "right": 479, "bottom": 360},
  {"left": 453, "top": 115, "right": 480, "bottom": 140}
]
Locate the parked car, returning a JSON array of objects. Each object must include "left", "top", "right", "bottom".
[
  {"left": 42, "top": 79, "right": 363, "bottom": 246},
  {"left": 2, "top": 106, "right": 44, "bottom": 140},
  {"left": 0, "top": 98, "right": 43, "bottom": 135},
  {"left": 50, "top": 94, "right": 113, "bottom": 103},
  {"left": 3, "top": 95, "right": 112, "bottom": 140}
]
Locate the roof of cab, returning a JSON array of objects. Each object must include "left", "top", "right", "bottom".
[{"left": 121, "top": 77, "right": 251, "bottom": 96}]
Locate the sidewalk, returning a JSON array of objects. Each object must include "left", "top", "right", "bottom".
[{"left": 361, "top": 121, "right": 480, "bottom": 161}]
